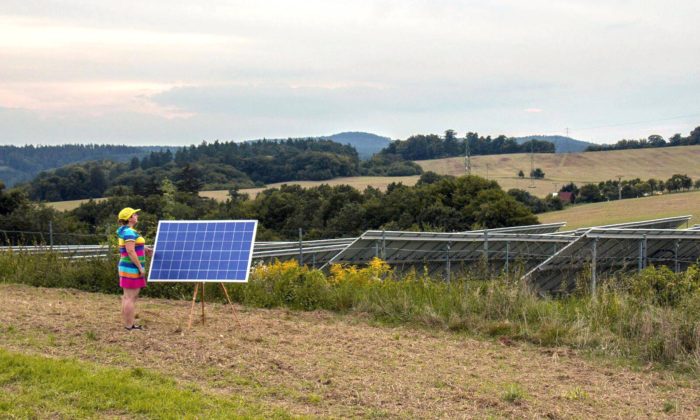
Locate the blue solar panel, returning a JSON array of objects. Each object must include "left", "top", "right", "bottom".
[{"left": 147, "top": 220, "right": 258, "bottom": 283}]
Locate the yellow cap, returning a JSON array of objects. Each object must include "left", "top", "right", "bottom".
[{"left": 118, "top": 207, "right": 141, "bottom": 221}]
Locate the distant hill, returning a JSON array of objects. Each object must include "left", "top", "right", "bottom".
[
  {"left": 515, "top": 135, "right": 592, "bottom": 153},
  {"left": 0, "top": 145, "right": 166, "bottom": 187},
  {"left": 247, "top": 132, "right": 390, "bottom": 160},
  {"left": 324, "top": 132, "right": 391, "bottom": 159}
]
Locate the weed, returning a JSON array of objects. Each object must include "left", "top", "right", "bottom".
[
  {"left": 501, "top": 383, "right": 526, "bottom": 403},
  {"left": 84, "top": 331, "right": 97, "bottom": 341},
  {"left": 662, "top": 400, "right": 678, "bottom": 413},
  {"left": 563, "top": 386, "right": 589, "bottom": 401}
]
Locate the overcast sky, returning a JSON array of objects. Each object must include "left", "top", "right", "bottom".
[{"left": 1, "top": 0, "right": 699, "bottom": 145}]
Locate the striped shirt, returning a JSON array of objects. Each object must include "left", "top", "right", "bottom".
[{"left": 117, "top": 226, "right": 146, "bottom": 279}]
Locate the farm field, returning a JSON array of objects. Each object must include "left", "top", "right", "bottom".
[
  {"left": 45, "top": 197, "right": 107, "bottom": 211},
  {"left": 418, "top": 145, "right": 700, "bottom": 198},
  {"left": 202, "top": 175, "right": 421, "bottom": 201},
  {"left": 2, "top": 283, "right": 699, "bottom": 418},
  {"left": 537, "top": 190, "right": 700, "bottom": 230}
]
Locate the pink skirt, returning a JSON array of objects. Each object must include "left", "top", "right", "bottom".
[{"left": 120, "top": 276, "right": 146, "bottom": 289}]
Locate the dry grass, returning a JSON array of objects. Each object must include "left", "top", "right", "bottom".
[
  {"left": 2, "top": 283, "right": 699, "bottom": 419},
  {"left": 45, "top": 197, "right": 107, "bottom": 211},
  {"left": 418, "top": 145, "right": 700, "bottom": 197},
  {"left": 202, "top": 175, "right": 421, "bottom": 201},
  {"left": 537, "top": 191, "right": 700, "bottom": 230}
]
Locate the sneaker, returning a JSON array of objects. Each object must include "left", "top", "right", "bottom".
[{"left": 125, "top": 324, "right": 144, "bottom": 331}]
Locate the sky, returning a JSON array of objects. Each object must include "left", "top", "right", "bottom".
[{"left": 1, "top": 0, "right": 699, "bottom": 145}]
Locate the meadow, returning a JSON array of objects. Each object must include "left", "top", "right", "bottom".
[
  {"left": 2, "top": 254, "right": 700, "bottom": 417},
  {"left": 538, "top": 190, "right": 700, "bottom": 230}
]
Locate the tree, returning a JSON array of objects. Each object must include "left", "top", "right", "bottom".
[
  {"left": 666, "top": 174, "right": 692, "bottom": 192},
  {"left": 517, "top": 170, "right": 524, "bottom": 178},
  {"left": 577, "top": 184, "right": 602, "bottom": 203},
  {"left": 695, "top": 179, "right": 700, "bottom": 190},
  {"left": 530, "top": 168, "right": 545, "bottom": 179},
  {"left": 176, "top": 164, "right": 204, "bottom": 193}
]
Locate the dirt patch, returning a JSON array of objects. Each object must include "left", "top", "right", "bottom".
[{"left": 1, "top": 284, "right": 699, "bottom": 418}]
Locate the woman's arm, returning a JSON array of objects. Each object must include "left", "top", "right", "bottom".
[{"left": 124, "top": 241, "right": 145, "bottom": 274}]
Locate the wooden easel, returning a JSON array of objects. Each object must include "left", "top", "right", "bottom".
[{"left": 187, "top": 282, "right": 242, "bottom": 329}]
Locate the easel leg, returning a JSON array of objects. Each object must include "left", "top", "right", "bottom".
[
  {"left": 220, "top": 282, "right": 242, "bottom": 328},
  {"left": 200, "top": 282, "right": 206, "bottom": 325},
  {"left": 188, "top": 283, "right": 199, "bottom": 329}
]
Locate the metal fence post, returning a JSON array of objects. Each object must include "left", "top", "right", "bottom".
[
  {"left": 505, "top": 241, "right": 510, "bottom": 274},
  {"left": 483, "top": 230, "right": 489, "bottom": 262},
  {"left": 298, "top": 228, "right": 303, "bottom": 266},
  {"left": 381, "top": 229, "right": 386, "bottom": 260},
  {"left": 638, "top": 239, "right": 644, "bottom": 272},
  {"left": 591, "top": 238, "right": 598, "bottom": 295},
  {"left": 643, "top": 234, "right": 648, "bottom": 269},
  {"left": 674, "top": 240, "right": 680, "bottom": 273},
  {"left": 49, "top": 221, "right": 54, "bottom": 250},
  {"left": 445, "top": 242, "right": 451, "bottom": 283}
]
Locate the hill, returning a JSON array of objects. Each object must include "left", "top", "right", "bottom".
[
  {"left": 0, "top": 145, "right": 164, "bottom": 187},
  {"left": 417, "top": 144, "right": 700, "bottom": 197},
  {"left": 325, "top": 132, "right": 391, "bottom": 159},
  {"left": 247, "top": 132, "right": 390, "bottom": 160},
  {"left": 536, "top": 190, "right": 700, "bottom": 230},
  {"left": 515, "top": 135, "right": 593, "bottom": 153}
]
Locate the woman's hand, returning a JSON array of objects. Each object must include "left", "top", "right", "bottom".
[{"left": 145, "top": 246, "right": 153, "bottom": 257}]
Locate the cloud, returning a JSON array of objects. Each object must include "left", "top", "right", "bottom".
[{"left": 524, "top": 108, "right": 543, "bottom": 113}]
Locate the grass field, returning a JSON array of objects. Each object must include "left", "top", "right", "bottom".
[
  {"left": 202, "top": 175, "right": 420, "bottom": 201},
  {"left": 45, "top": 197, "right": 107, "bottom": 211},
  {"left": 538, "top": 190, "right": 700, "bottom": 230},
  {"left": 418, "top": 145, "right": 700, "bottom": 197},
  {"left": 2, "top": 283, "right": 699, "bottom": 418}
]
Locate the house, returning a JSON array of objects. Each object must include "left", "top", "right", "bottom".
[{"left": 555, "top": 191, "right": 574, "bottom": 204}]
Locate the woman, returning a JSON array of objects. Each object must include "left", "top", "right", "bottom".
[{"left": 116, "top": 207, "right": 152, "bottom": 331}]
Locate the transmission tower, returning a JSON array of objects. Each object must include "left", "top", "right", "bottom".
[
  {"left": 464, "top": 137, "right": 471, "bottom": 175},
  {"left": 529, "top": 141, "right": 536, "bottom": 188}
]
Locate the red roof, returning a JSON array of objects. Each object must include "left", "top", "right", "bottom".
[{"left": 557, "top": 192, "right": 574, "bottom": 203}]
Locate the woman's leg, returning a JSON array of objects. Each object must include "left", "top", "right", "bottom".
[{"left": 121, "top": 287, "right": 141, "bottom": 328}]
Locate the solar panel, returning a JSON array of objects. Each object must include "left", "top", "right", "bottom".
[{"left": 148, "top": 220, "right": 258, "bottom": 283}]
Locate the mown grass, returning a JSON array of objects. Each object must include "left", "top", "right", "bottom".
[
  {"left": 2, "top": 253, "right": 700, "bottom": 370},
  {"left": 0, "top": 349, "right": 290, "bottom": 419},
  {"left": 537, "top": 190, "right": 700, "bottom": 230}
]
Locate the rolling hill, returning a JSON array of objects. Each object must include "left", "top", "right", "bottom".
[{"left": 417, "top": 144, "right": 700, "bottom": 197}]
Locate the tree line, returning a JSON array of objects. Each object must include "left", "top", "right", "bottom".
[
  {"left": 0, "top": 173, "right": 538, "bottom": 245},
  {"left": 379, "top": 130, "right": 555, "bottom": 161},
  {"left": 585, "top": 126, "right": 700, "bottom": 152},
  {"left": 555, "top": 174, "right": 699, "bottom": 204}
]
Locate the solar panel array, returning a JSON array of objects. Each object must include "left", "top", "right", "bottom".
[
  {"left": 148, "top": 220, "right": 257, "bottom": 283},
  {"left": 522, "top": 228, "right": 700, "bottom": 294},
  {"left": 143, "top": 216, "right": 699, "bottom": 293},
  {"left": 251, "top": 223, "right": 567, "bottom": 266},
  {"left": 321, "top": 230, "right": 574, "bottom": 277}
]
